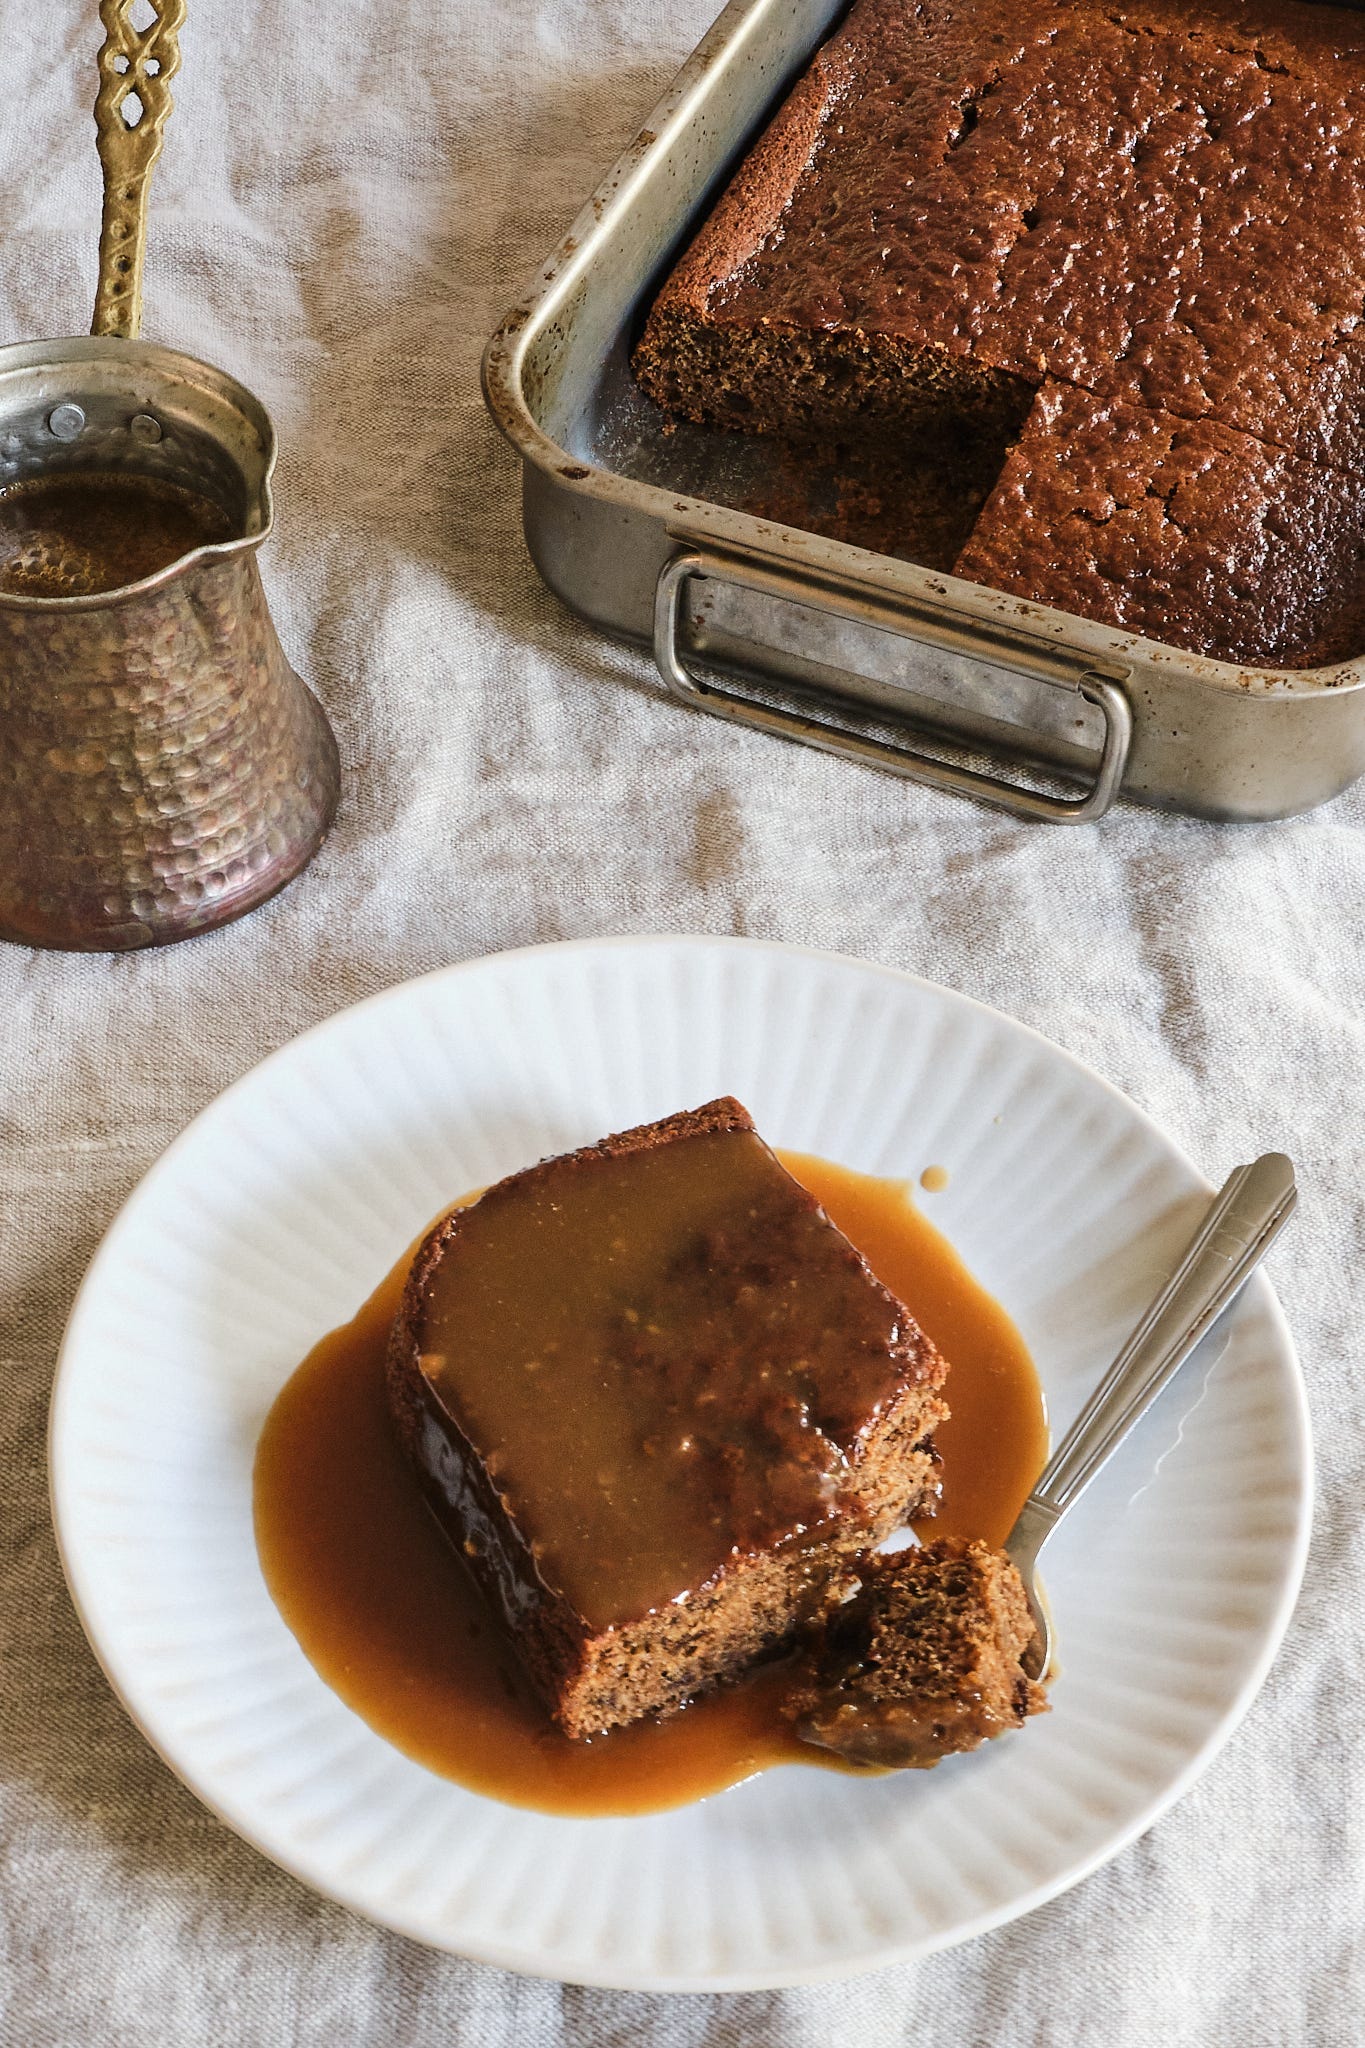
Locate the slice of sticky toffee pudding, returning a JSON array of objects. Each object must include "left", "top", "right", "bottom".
[{"left": 386, "top": 1097, "right": 950, "bottom": 1739}]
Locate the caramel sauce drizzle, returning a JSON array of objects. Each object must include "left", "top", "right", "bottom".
[{"left": 253, "top": 1153, "right": 1047, "bottom": 1816}]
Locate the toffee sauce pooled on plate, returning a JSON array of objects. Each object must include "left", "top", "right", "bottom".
[
  {"left": 253, "top": 1153, "right": 1048, "bottom": 1817},
  {"left": 0, "top": 470, "right": 234, "bottom": 598}
]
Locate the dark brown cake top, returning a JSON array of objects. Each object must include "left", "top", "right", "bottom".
[
  {"left": 413, "top": 1100, "right": 943, "bottom": 1628},
  {"left": 956, "top": 380, "right": 1365, "bottom": 666},
  {"left": 696, "top": 0, "right": 1365, "bottom": 466}
]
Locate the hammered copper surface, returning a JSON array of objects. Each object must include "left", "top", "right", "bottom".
[
  {"left": 0, "top": 8, "right": 341, "bottom": 950},
  {"left": 0, "top": 544, "right": 339, "bottom": 951}
]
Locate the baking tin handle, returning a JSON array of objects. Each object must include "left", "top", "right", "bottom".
[{"left": 653, "top": 550, "right": 1133, "bottom": 824}]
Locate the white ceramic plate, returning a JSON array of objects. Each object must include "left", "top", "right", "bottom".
[{"left": 50, "top": 936, "right": 1311, "bottom": 1990}]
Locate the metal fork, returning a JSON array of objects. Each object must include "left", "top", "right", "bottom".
[{"left": 1007, "top": 1152, "right": 1299, "bottom": 1682}]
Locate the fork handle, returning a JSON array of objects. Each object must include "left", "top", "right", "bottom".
[{"left": 1007, "top": 1152, "right": 1298, "bottom": 1558}]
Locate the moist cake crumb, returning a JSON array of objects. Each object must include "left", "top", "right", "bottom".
[{"left": 785, "top": 1536, "right": 1049, "bottom": 1768}]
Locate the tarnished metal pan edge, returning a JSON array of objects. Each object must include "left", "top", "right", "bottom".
[{"left": 482, "top": 0, "right": 1365, "bottom": 822}]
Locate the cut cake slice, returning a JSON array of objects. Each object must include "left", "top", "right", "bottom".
[
  {"left": 634, "top": 0, "right": 1365, "bottom": 466},
  {"left": 387, "top": 1098, "right": 951, "bottom": 1739}
]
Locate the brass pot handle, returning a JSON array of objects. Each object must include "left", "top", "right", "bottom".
[{"left": 91, "top": 0, "right": 187, "bottom": 339}]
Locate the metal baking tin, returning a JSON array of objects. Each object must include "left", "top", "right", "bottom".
[{"left": 482, "top": 0, "right": 1365, "bottom": 822}]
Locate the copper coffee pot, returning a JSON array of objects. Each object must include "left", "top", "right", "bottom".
[{"left": 0, "top": 1, "right": 340, "bottom": 951}]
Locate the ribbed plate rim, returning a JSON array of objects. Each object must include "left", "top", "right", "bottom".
[{"left": 47, "top": 934, "right": 1314, "bottom": 1990}]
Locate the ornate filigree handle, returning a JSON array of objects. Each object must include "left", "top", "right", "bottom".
[{"left": 91, "top": 0, "right": 187, "bottom": 339}]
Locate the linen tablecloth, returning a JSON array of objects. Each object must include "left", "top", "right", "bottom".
[{"left": 1, "top": 2, "right": 1361, "bottom": 2040}]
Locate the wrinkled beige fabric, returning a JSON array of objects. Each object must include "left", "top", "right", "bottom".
[{"left": 0, "top": 2, "right": 1359, "bottom": 2042}]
